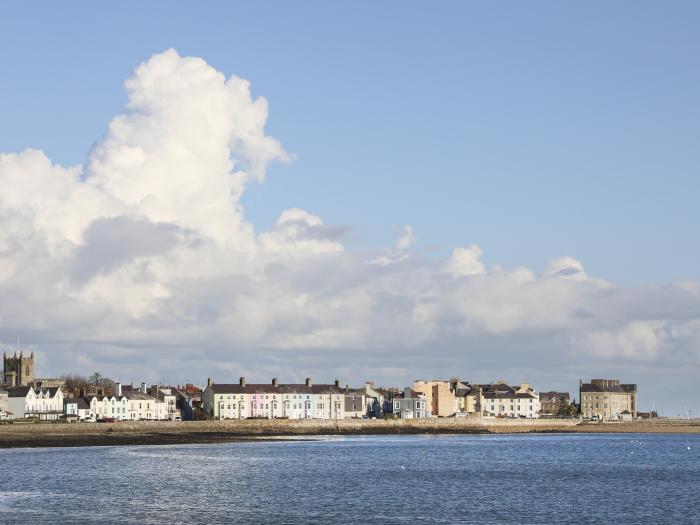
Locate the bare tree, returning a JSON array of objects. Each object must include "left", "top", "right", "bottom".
[{"left": 89, "top": 372, "right": 103, "bottom": 386}]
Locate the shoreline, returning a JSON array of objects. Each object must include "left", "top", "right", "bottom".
[{"left": 1, "top": 419, "right": 698, "bottom": 449}]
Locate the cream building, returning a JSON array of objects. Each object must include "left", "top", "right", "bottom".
[
  {"left": 480, "top": 382, "right": 540, "bottom": 418},
  {"left": 412, "top": 380, "right": 457, "bottom": 417},
  {"left": 580, "top": 379, "right": 637, "bottom": 420}
]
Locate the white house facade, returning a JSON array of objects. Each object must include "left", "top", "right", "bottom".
[
  {"left": 6, "top": 386, "right": 64, "bottom": 420},
  {"left": 203, "top": 378, "right": 347, "bottom": 420}
]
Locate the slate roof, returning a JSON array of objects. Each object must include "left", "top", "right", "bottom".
[
  {"left": 393, "top": 389, "right": 424, "bottom": 399},
  {"left": 123, "top": 391, "right": 155, "bottom": 401},
  {"left": 65, "top": 397, "right": 91, "bottom": 410},
  {"left": 6, "top": 386, "right": 60, "bottom": 398},
  {"left": 580, "top": 380, "right": 637, "bottom": 394},
  {"left": 481, "top": 383, "right": 538, "bottom": 399},
  {"left": 540, "top": 392, "right": 570, "bottom": 402},
  {"left": 210, "top": 383, "right": 346, "bottom": 395}
]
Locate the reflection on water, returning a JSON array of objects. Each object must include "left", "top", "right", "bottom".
[{"left": 0, "top": 434, "right": 698, "bottom": 524}]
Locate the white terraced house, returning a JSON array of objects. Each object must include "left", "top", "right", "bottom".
[
  {"left": 6, "top": 385, "right": 64, "bottom": 420},
  {"left": 203, "top": 377, "right": 348, "bottom": 420},
  {"left": 90, "top": 394, "right": 128, "bottom": 420},
  {"left": 88, "top": 383, "right": 172, "bottom": 421}
]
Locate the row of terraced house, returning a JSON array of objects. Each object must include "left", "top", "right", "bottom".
[
  {"left": 201, "top": 376, "right": 637, "bottom": 421},
  {"left": 0, "top": 352, "right": 638, "bottom": 422}
]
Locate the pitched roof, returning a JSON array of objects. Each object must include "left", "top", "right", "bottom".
[
  {"left": 209, "top": 383, "right": 346, "bottom": 395},
  {"left": 123, "top": 391, "right": 155, "bottom": 401},
  {"left": 65, "top": 397, "right": 91, "bottom": 409},
  {"left": 540, "top": 392, "right": 570, "bottom": 402},
  {"left": 5, "top": 386, "right": 61, "bottom": 398},
  {"left": 5, "top": 386, "right": 31, "bottom": 397},
  {"left": 514, "top": 392, "right": 537, "bottom": 399}
]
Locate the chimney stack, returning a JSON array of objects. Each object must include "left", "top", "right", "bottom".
[
  {"left": 239, "top": 377, "right": 246, "bottom": 387},
  {"left": 334, "top": 379, "right": 340, "bottom": 388},
  {"left": 141, "top": 382, "right": 147, "bottom": 394},
  {"left": 207, "top": 377, "right": 212, "bottom": 387},
  {"left": 305, "top": 377, "right": 312, "bottom": 387},
  {"left": 272, "top": 378, "right": 279, "bottom": 387},
  {"left": 116, "top": 382, "right": 122, "bottom": 397}
]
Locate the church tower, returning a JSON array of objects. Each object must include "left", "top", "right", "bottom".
[{"left": 3, "top": 349, "right": 35, "bottom": 387}]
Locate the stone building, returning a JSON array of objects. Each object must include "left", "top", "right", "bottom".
[
  {"left": 3, "top": 351, "right": 35, "bottom": 387},
  {"left": 579, "top": 379, "right": 637, "bottom": 420},
  {"left": 539, "top": 392, "right": 571, "bottom": 416}
]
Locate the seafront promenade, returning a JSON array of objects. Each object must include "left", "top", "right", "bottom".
[{"left": 1, "top": 418, "right": 699, "bottom": 448}]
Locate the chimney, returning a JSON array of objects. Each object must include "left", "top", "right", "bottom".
[
  {"left": 141, "top": 382, "right": 147, "bottom": 394},
  {"left": 79, "top": 388, "right": 85, "bottom": 398},
  {"left": 272, "top": 378, "right": 279, "bottom": 387},
  {"left": 239, "top": 377, "right": 246, "bottom": 387},
  {"left": 334, "top": 379, "right": 340, "bottom": 388},
  {"left": 207, "top": 377, "right": 212, "bottom": 387},
  {"left": 305, "top": 378, "right": 312, "bottom": 387},
  {"left": 116, "top": 382, "right": 122, "bottom": 396}
]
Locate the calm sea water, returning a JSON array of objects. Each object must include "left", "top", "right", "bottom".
[{"left": 0, "top": 434, "right": 698, "bottom": 524}]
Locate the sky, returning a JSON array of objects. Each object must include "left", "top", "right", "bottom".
[{"left": 0, "top": 2, "right": 699, "bottom": 415}]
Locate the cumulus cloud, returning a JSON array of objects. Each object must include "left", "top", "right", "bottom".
[
  {"left": 443, "top": 244, "right": 485, "bottom": 277},
  {"left": 1, "top": 49, "right": 699, "bottom": 410}
]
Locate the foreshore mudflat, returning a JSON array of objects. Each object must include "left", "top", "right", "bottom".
[{"left": 0, "top": 418, "right": 698, "bottom": 448}]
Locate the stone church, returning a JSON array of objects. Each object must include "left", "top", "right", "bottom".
[{"left": 3, "top": 351, "right": 35, "bottom": 387}]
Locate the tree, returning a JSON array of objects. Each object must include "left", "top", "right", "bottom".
[
  {"left": 61, "top": 374, "right": 90, "bottom": 396},
  {"left": 89, "top": 372, "right": 103, "bottom": 386}
]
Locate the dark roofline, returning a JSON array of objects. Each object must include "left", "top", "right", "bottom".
[{"left": 209, "top": 383, "right": 346, "bottom": 395}]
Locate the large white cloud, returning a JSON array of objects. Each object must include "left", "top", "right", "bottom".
[{"left": 1, "top": 50, "right": 698, "bottom": 411}]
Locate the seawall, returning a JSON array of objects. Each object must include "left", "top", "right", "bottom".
[{"left": 1, "top": 418, "right": 698, "bottom": 448}]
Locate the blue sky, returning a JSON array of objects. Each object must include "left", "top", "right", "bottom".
[
  {"left": 1, "top": 3, "right": 699, "bottom": 413},
  {"left": 2, "top": 2, "right": 698, "bottom": 286}
]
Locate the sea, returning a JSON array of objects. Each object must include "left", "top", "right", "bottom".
[{"left": 0, "top": 433, "right": 698, "bottom": 524}]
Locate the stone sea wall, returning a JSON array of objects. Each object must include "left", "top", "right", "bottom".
[{"left": 0, "top": 416, "right": 580, "bottom": 437}]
